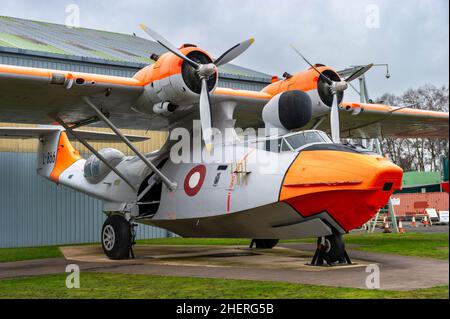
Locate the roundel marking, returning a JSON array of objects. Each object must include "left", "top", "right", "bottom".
[{"left": 184, "top": 165, "right": 206, "bottom": 197}]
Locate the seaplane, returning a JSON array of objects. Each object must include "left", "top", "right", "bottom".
[{"left": 0, "top": 24, "right": 448, "bottom": 265}]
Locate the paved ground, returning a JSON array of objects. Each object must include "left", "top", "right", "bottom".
[
  {"left": 0, "top": 243, "right": 448, "bottom": 291},
  {"left": 403, "top": 224, "right": 448, "bottom": 234}
]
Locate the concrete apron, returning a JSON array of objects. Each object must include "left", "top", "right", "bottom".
[
  {"left": 56, "top": 244, "right": 448, "bottom": 291},
  {"left": 0, "top": 244, "right": 447, "bottom": 291}
]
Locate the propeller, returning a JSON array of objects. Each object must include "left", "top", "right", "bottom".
[
  {"left": 199, "top": 78, "right": 213, "bottom": 151},
  {"left": 214, "top": 38, "right": 255, "bottom": 66},
  {"left": 140, "top": 24, "right": 254, "bottom": 150},
  {"left": 290, "top": 45, "right": 373, "bottom": 143}
]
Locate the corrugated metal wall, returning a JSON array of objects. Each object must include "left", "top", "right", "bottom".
[
  {"left": 0, "top": 152, "right": 169, "bottom": 248},
  {"left": 0, "top": 52, "right": 270, "bottom": 248},
  {"left": 218, "top": 77, "right": 270, "bottom": 92},
  {"left": 0, "top": 122, "right": 168, "bottom": 155}
]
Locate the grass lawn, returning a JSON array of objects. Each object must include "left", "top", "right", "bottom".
[
  {"left": 341, "top": 233, "right": 449, "bottom": 260},
  {"left": 283, "top": 233, "right": 449, "bottom": 260},
  {"left": 0, "top": 246, "right": 62, "bottom": 263},
  {"left": 0, "top": 273, "right": 447, "bottom": 299}
]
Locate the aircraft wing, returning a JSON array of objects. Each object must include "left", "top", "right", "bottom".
[
  {"left": 0, "top": 64, "right": 271, "bottom": 132},
  {"left": 318, "top": 102, "right": 449, "bottom": 139},
  {"left": 212, "top": 89, "right": 449, "bottom": 139},
  {"left": 0, "top": 126, "right": 149, "bottom": 142},
  {"left": 0, "top": 64, "right": 156, "bottom": 130},
  {"left": 212, "top": 87, "right": 271, "bottom": 128},
  {"left": 2, "top": 64, "right": 448, "bottom": 139}
]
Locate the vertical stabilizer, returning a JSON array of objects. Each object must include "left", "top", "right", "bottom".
[{"left": 37, "top": 127, "right": 81, "bottom": 182}]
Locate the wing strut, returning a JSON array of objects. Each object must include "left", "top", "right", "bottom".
[
  {"left": 49, "top": 113, "right": 138, "bottom": 192},
  {"left": 82, "top": 97, "right": 178, "bottom": 191}
]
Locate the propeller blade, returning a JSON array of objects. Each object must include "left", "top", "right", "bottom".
[
  {"left": 139, "top": 24, "right": 200, "bottom": 69},
  {"left": 345, "top": 63, "right": 374, "bottom": 83},
  {"left": 330, "top": 94, "right": 341, "bottom": 144},
  {"left": 214, "top": 38, "right": 255, "bottom": 66},
  {"left": 199, "top": 78, "right": 213, "bottom": 151},
  {"left": 290, "top": 44, "right": 334, "bottom": 85}
]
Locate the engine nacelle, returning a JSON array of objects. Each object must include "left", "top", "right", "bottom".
[
  {"left": 262, "top": 90, "right": 312, "bottom": 134},
  {"left": 133, "top": 46, "right": 218, "bottom": 115},
  {"left": 262, "top": 67, "right": 344, "bottom": 119}
]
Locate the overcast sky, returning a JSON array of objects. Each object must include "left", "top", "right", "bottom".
[{"left": 1, "top": 0, "right": 448, "bottom": 100}]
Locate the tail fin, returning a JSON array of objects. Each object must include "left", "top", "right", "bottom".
[
  {"left": 37, "top": 127, "right": 81, "bottom": 181},
  {"left": 0, "top": 126, "right": 81, "bottom": 182},
  {"left": 0, "top": 125, "right": 149, "bottom": 182}
]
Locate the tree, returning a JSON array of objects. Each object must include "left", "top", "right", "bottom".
[{"left": 376, "top": 85, "right": 449, "bottom": 172}]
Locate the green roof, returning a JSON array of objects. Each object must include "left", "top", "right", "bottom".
[
  {"left": 0, "top": 16, "right": 272, "bottom": 82},
  {"left": 402, "top": 171, "right": 442, "bottom": 187}
]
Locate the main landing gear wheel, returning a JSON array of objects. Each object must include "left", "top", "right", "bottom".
[
  {"left": 102, "top": 215, "right": 134, "bottom": 260},
  {"left": 250, "top": 239, "right": 279, "bottom": 249},
  {"left": 310, "top": 232, "right": 352, "bottom": 266}
]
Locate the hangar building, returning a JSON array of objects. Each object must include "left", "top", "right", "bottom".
[{"left": 0, "top": 16, "right": 272, "bottom": 248}]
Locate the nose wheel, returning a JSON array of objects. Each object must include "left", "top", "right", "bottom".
[
  {"left": 310, "top": 232, "right": 352, "bottom": 266},
  {"left": 101, "top": 214, "right": 136, "bottom": 260}
]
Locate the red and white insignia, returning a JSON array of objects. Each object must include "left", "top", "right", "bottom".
[{"left": 184, "top": 165, "right": 206, "bottom": 197}]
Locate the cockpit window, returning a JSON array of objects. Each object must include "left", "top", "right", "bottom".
[
  {"left": 264, "top": 138, "right": 283, "bottom": 152},
  {"left": 281, "top": 139, "right": 292, "bottom": 152},
  {"left": 253, "top": 130, "right": 331, "bottom": 153},
  {"left": 285, "top": 131, "right": 330, "bottom": 150}
]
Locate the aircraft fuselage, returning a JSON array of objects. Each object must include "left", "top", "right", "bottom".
[{"left": 55, "top": 130, "right": 403, "bottom": 239}]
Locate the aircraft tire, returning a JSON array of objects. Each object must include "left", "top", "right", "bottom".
[
  {"left": 323, "top": 232, "right": 345, "bottom": 263},
  {"left": 253, "top": 239, "right": 279, "bottom": 249},
  {"left": 101, "top": 215, "right": 132, "bottom": 260}
]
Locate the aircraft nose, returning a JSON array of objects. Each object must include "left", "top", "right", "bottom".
[{"left": 279, "top": 147, "right": 403, "bottom": 231}]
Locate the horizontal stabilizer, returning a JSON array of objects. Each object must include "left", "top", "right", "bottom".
[{"left": 0, "top": 127, "right": 149, "bottom": 142}]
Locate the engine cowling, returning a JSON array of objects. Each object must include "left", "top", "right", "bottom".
[
  {"left": 133, "top": 46, "right": 218, "bottom": 115},
  {"left": 262, "top": 66, "right": 345, "bottom": 120},
  {"left": 262, "top": 90, "right": 312, "bottom": 134}
]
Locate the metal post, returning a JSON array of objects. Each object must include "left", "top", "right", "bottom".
[
  {"left": 50, "top": 114, "right": 137, "bottom": 192},
  {"left": 357, "top": 75, "right": 370, "bottom": 103},
  {"left": 388, "top": 198, "right": 399, "bottom": 233},
  {"left": 362, "top": 75, "right": 370, "bottom": 103},
  {"left": 370, "top": 210, "right": 380, "bottom": 233},
  {"left": 374, "top": 138, "right": 383, "bottom": 155},
  {"left": 358, "top": 77, "right": 366, "bottom": 103},
  {"left": 361, "top": 139, "right": 368, "bottom": 149},
  {"left": 82, "top": 97, "right": 177, "bottom": 191}
]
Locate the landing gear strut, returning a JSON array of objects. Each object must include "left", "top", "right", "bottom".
[
  {"left": 309, "top": 232, "right": 352, "bottom": 266},
  {"left": 101, "top": 215, "right": 136, "bottom": 260}
]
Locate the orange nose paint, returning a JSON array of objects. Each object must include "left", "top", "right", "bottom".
[{"left": 280, "top": 150, "right": 403, "bottom": 231}]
